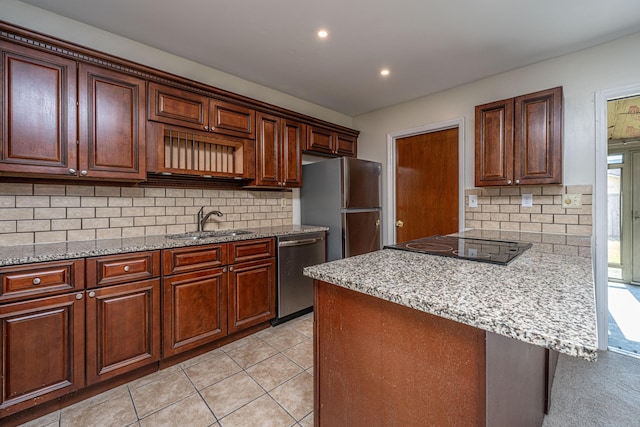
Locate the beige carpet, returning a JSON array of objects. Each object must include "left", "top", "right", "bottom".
[{"left": 543, "top": 350, "right": 640, "bottom": 426}]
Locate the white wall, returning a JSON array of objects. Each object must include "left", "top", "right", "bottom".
[
  {"left": 353, "top": 31, "right": 640, "bottom": 242},
  {"left": 0, "top": 0, "right": 353, "bottom": 129}
]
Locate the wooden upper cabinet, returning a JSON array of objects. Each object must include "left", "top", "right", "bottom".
[
  {"left": 0, "top": 41, "right": 77, "bottom": 177},
  {"left": 253, "top": 112, "right": 303, "bottom": 188},
  {"left": 514, "top": 87, "right": 563, "bottom": 185},
  {"left": 305, "top": 125, "right": 357, "bottom": 158},
  {"left": 475, "top": 86, "right": 562, "bottom": 186},
  {"left": 475, "top": 98, "right": 514, "bottom": 186},
  {"left": 281, "top": 118, "right": 304, "bottom": 187},
  {"left": 148, "top": 82, "right": 255, "bottom": 139},
  {"left": 78, "top": 64, "right": 146, "bottom": 180}
]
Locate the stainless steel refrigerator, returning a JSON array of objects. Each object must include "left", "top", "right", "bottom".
[{"left": 301, "top": 157, "right": 382, "bottom": 261}]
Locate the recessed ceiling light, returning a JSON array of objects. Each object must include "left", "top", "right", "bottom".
[
  {"left": 380, "top": 69, "right": 390, "bottom": 76},
  {"left": 317, "top": 29, "right": 328, "bottom": 38}
]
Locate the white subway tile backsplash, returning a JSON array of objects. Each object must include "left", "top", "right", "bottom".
[
  {"left": 0, "top": 184, "right": 294, "bottom": 244},
  {"left": 465, "top": 185, "right": 592, "bottom": 236}
]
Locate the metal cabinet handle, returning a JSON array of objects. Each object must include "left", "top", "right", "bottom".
[
  {"left": 223, "top": 267, "right": 227, "bottom": 273},
  {"left": 395, "top": 220, "right": 404, "bottom": 228},
  {"left": 229, "top": 266, "right": 234, "bottom": 272},
  {"left": 204, "top": 126, "right": 209, "bottom": 131},
  {"left": 89, "top": 291, "right": 96, "bottom": 298},
  {"left": 32, "top": 277, "right": 41, "bottom": 285},
  {"left": 507, "top": 180, "right": 512, "bottom": 185},
  {"left": 515, "top": 179, "right": 520, "bottom": 184},
  {"left": 76, "top": 293, "right": 83, "bottom": 300},
  {"left": 69, "top": 168, "right": 76, "bottom": 175},
  {"left": 123, "top": 265, "right": 130, "bottom": 272},
  {"left": 209, "top": 126, "right": 215, "bottom": 132},
  {"left": 80, "top": 170, "right": 88, "bottom": 176}
]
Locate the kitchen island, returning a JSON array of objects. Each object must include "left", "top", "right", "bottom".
[{"left": 303, "top": 231, "right": 597, "bottom": 427}]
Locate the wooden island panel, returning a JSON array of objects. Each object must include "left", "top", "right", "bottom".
[{"left": 314, "top": 280, "right": 548, "bottom": 427}]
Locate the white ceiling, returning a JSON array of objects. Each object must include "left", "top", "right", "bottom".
[{"left": 17, "top": 0, "right": 640, "bottom": 116}]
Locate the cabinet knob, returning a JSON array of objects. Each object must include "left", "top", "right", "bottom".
[
  {"left": 515, "top": 179, "right": 520, "bottom": 184},
  {"left": 89, "top": 291, "right": 96, "bottom": 298},
  {"left": 507, "top": 180, "right": 512, "bottom": 185},
  {"left": 395, "top": 220, "right": 404, "bottom": 228},
  {"left": 223, "top": 267, "right": 227, "bottom": 273},
  {"left": 80, "top": 170, "right": 88, "bottom": 176},
  {"left": 123, "top": 265, "right": 130, "bottom": 272},
  {"left": 32, "top": 277, "right": 41, "bottom": 285},
  {"left": 76, "top": 293, "right": 83, "bottom": 300},
  {"left": 204, "top": 126, "right": 209, "bottom": 131},
  {"left": 69, "top": 168, "right": 76, "bottom": 175},
  {"left": 209, "top": 126, "right": 215, "bottom": 132},
  {"left": 229, "top": 266, "right": 234, "bottom": 272}
]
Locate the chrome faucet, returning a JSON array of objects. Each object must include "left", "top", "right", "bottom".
[{"left": 197, "top": 207, "right": 223, "bottom": 232}]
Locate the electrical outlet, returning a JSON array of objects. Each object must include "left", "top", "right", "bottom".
[
  {"left": 469, "top": 194, "right": 478, "bottom": 208},
  {"left": 561, "top": 194, "right": 582, "bottom": 209},
  {"left": 521, "top": 194, "right": 533, "bottom": 207},
  {"left": 281, "top": 197, "right": 286, "bottom": 208}
]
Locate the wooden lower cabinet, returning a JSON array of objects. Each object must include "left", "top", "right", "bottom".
[
  {"left": 85, "top": 279, "right": 160, "bottom": 385},
  {"left": 162, "top": 268, "right": 227, "bottom": 357},
  {"left": 0, "top": 292, "right": 85, "bottom": 417},
  {"left": 228, "top": 258, "right": 276, "bottom": 334}
]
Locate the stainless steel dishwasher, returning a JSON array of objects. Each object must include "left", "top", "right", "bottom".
[{"left": 273, "top": 231, "right": 326, "bottom": 325}]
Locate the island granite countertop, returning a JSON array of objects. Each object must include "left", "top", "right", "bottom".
[
  {"left": 0, "top": 225, "right": 327, "bottom": 267},
  {"left": 304, "top": 231, "right": 598, "bottom": 361}
]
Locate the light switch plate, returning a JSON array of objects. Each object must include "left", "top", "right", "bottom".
[
  {"left": 562, "top": 194, "right": 582, "bottom": 209},
  {"left": 469, "top": 194, "right": 478, "bottom": 208},
  {"left": 521, "top": 194, "right": 533, "bottom": 207}
]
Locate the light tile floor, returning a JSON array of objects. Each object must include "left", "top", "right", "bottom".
[{"left": 20, "top": 313, "right": 314, "bottom": 427}]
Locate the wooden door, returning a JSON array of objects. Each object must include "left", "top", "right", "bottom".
[
  {"left": 514, "top": 87, "right": 562, "bottom": 185},
  {"left": 475, "top": 98, "right": 514, "bottom": 186},
  {"left": 85, "top": 279, "right": 160, "bottom": 385},
  {"left": 78, "top": 64, "right": 146, "bottom": 180},
  {"left": 228, "top": 258, "right": 275, "bottom": 334},
  {"left": 281, "top": 119, "right": 304, "bottom": 187},
  {"left": 395, "top": 128, "right": 459, "bottom": 243},
  {"left": 162, "top": 268, "right": 227, "bottom": 357},
  {"left": 0, "top": 293, "right": 85, "bottom": 417},
  {"left": 255, "top": 112, "right": 281, "bottom": 186},
  {"left": 0, "top": 42, "right": 77, "bottom": 177}
]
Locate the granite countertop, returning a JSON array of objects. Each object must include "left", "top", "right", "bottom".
[
  {"left": 304, "top": 231, "right": 598, "bottom": 361},
  {"left": 0, "top": 225, "right": 327, "bottom": 267}
]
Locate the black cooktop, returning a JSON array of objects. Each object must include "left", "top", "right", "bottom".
[{"left": 384, "top": 235, "right": 532, "bottom": 265}]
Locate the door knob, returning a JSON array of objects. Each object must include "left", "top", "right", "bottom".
[{"left": 395, "top": 220, "right": 404, "bottom": 228}]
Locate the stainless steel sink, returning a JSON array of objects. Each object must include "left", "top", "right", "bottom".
[{"left": 166, "top": 230, "right": 254, "bottom": 240}]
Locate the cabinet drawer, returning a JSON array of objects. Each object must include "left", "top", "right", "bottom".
[
  {"left": 229, "top": 238, "right": 275, "bottom": 263},
  {"left": 163, "top": 244, "right": 227, "bottom": 275},
  {"left": 86, "top": 251, "right": 160, "bottom": 288},
  {"left": 0, "top": 260, "right": 84, "bottom": 303}
]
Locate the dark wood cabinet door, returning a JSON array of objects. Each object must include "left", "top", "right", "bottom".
[
  {"left": 0, "top": 41, "right": 77, "bottom": 177},
  {"left": 211, "top": 100, "right": 255, "bottom": 140},
  {"left": 228, "top": 258, "right": 275, "bottom": 334},
  {"left": 78, "top": 64, "right": 146, "bottom": 180},
  {"left": 475, "top": 98, "right": 514, "bottom": 186},
  {"left": 306, "top": 125, "right": 334, "bottom": 155},
  {"left": 85, "top": 279, "right": 160, "bottom": 385},
  {"left": 148, "top": 82, "right": 209, "bottom": 132},
  {"left": 162, "top": 268, "right": 227, "bottom": 357},
  {"left": 281, "top": 119, "right": 304, "bottom": 187},
  {"left": 0, "top": 293, "right": 85, "bottom": 417},
  {"left": 514, "top": 87, "right": 562, "bottom": 185},
  {"left": 255, "top": 112, "right": 281, "bottom": 186},
  {"left": 335, "top": 132, "right": 357, "bottom": 158}
]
